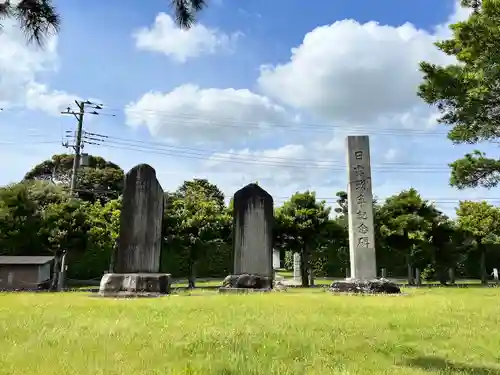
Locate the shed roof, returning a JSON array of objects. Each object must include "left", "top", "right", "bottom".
[{"left": 0, "top": 256, "right": 55, "bottom": 265}]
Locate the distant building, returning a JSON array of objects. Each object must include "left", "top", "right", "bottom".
[{"left": 0, "top": 256, "right": 55, "bottom": 290}]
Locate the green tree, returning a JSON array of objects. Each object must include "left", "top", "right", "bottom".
[
  {"left": 0, "top": 182, "right": 44, "bottom": 256},
  {"left": 377, "top": 188, "right": 442, "bottom": 283},
  {"left": 275, "top": 191, "right": 331, "bottom": 286},
  {"left": 164, "top": 179, "right": 230, "bottom": 285},
  {"left": 334, "top": 191, "right": 348, "bottom": 215},
  {"left": 24, "top": 154, "right": 124, "bottom": 203},
  {"left": 425, "top": 216, "right": 462, "bottom": 284},
  {"left": 1, "top": 0, "right": 206, "bottom": 47},
  {"left": 456, "top": 200, "right": 500, "bottom": 284},
  {"left": 39, "top": 198, "right": 92, "bottom": 288},
  {"left": 418, "top": 0, "right": 500, "bottom": 189},
  {"left": 176, "top": 178, "right": 225, "bottom": 209}
]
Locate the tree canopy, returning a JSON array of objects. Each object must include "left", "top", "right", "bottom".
[
  {"left": 0, "top": 0, "right": 206, "bottom": 47},
  {"left": 418, "top": 0, "right": 500, "bottom": 189},
  {"left": 24, "top": 153, "right": 124, "bottom": 203}
]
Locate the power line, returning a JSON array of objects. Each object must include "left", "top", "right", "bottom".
[
  {"left": 0, "top": 103, "right": 451, "bottom": 136},
  {"left": 120, "top": 107, "right": 449, "bottom": 136},
  {"left": 79, "top": 131, "right": 456, "bottom": 172},
  {"left": 69, "top": 187, "right": 500, "bottom": 205}
]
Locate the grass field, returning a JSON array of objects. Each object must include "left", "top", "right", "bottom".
[{"left": 1, "top": 289, "right": 499, "bottom": 375}]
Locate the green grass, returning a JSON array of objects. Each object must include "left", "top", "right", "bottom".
[{"left": 1, "top": 289, "right": 499, "bottom": 375}]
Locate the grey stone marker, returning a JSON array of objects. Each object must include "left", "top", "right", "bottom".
[
  {"left": 381, "top": 268, "right": 387, "bottom": 278},
  {"left": 346, "top": 135, "right": 376, "bottom": 280},
  {"left": 273, "top": 249, "right": 280, "bottom": 269},
  {"left": 330, "top": 136, "right": 401, "bottom": 294},
  {"left": 293, "top": 252, "right": 301, "bottom": 282},
  {"left": 220, "top": 183, "right": 274, "bottom": 291},
  {"left": 98, "top": 164, "right": 171, "bottom": 296}
]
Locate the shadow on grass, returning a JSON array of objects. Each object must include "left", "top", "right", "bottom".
[{"left": 406, "top": 356, "right": 500, "bottom": 374}]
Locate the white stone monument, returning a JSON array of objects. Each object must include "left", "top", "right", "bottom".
[
  {"left": 273, "top": 249, "right": 280, "bottom": 269},
  {"left": 346, "top": 135, "right": 376, "bottom": 280},
  {"left": 293, "top": 252, "right": 301, "bottom": 282}
]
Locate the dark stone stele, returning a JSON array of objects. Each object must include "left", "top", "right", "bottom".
[
  {"left": 98, "top": 273, "right": 171, "bottom": 297},
  {"left": 220, "top": 184, "right": 274, "bottom": 294},
  {"left": 232, "top": 183, "right": 274, "bottom": 276},
  {"left": 115, "top": 163, "right": 164, "bottom": 274},
  {"left": 330, "top": 278, "right": 401, "bottom": 294},
  {"left": 97, "top": 164, "right": 170, "bottom": 298}
]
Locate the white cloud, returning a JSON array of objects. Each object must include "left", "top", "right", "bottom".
[
  {"left": 133, "top": 12, "right": 242, "bottom": 63},
  {"left": 257, "top": 1, "right": 473, "bottom": 131},
  {"left": 384, "top": 148, "right": 398, "bottom": 161},
  {"left": 258, "top": 20, "right": 453, "bottom": 128},
  {"left": 0, "top": 21, "right": 76, "bottom": 114},
  {"left": 124, "top": 84, "right": 292, "bottom": 144}
]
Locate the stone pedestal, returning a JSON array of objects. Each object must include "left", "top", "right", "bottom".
[{"left": 98, "top": 273, "right": 171, "bottom": 297}]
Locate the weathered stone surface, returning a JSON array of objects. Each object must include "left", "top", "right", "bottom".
[
  {"left": 346, "top": 136, "right": 377, "bottom": 280},
  {"left": 115, "top": 164, "right": 164, "bottom": 273},
  {"left": 330, "top": 278, "right": 401, "bottom": 294},
  {"left": 98, "top": 273, "right": 171, "bottom": 295},
  {"left": 221, "top": 273, "right": 273, "bottom": 289},
  {"left": 232, "top": 183, "right": 274, "bottom": 280}
]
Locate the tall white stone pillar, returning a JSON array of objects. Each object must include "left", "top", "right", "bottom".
[{"left": 346, "top": 136, "right": 376, "bottom": 280}]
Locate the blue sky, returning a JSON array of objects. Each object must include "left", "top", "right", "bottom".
[{"left": 0, "top": 0, "right": 497, "bottom": 215}]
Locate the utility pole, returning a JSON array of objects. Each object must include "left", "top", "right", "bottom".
[
  {"left": 62, "top": 100, "right": 106, "bottom": 195},
  {"left": 62, "top": 100, "right": 86, "bottom": 195}
]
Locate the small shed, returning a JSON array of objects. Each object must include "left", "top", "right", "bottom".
[{"left": 0, "top": 256, "right": 55, "bottom": 290}]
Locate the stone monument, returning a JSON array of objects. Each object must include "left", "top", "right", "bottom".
[
  {"left": 330, "top": 136, "right": 400, "bottom": 294},
  {"left": 273, "top": 249, "right": 280, "bottom": 270},
  {"left": 98, "top": 164, "right": 171, "bottom": 296},
  {"left": 293, "top": 252, "right": 301, "bottom": 283},
  {"left": 220, "top": 183, "right": 274, "bottom": 292}
]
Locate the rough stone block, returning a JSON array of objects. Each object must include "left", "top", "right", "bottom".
[
  {"left": 98, "top": 273, "right": 171, "bottom": 295},
  {"left": 222, "top": 273, "right": 273, "bottom": 289},
  {"left": 330, "top": 278, "right": 401, "bottom": 294}
]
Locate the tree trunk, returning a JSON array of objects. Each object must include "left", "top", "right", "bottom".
[
  {"left": 449, "top": 267, "right": 455, "bottom": 284},
  {"left": 437, "top": 267, "right": 448, "bottom": 286},
  {"left": 306, "top": 243, "right": 314, "bottom": 286},
  {"left": 480, "top": 245, "right": 487, "bottom": 285},
  {"left": 406, "top": 255, "right": 414, "bottom": 285},
  {"left": 187, "top": 247, "right": 196, "bottom": 289},
  {"left": 188, "top": 260, "right": 197, "bottom": 289},
  {"left": 50, "top": 255, "right": 61, "bottom": 291},
  {"left": 300, "top": 246, "right": 309, "bottom": 287}
]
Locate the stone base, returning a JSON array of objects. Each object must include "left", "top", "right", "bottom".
[
  {"left": 98, "top": 273, "right": 171, "bottom": 296},
  {"left": 219, "top": 287, "right": 272, "bottom": 294},
  {"left": 221, "top": 273, "right": 273, "bottom": 289},
  {"left": 330, "top": 278, "right": 401, "bottom": 294}
]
